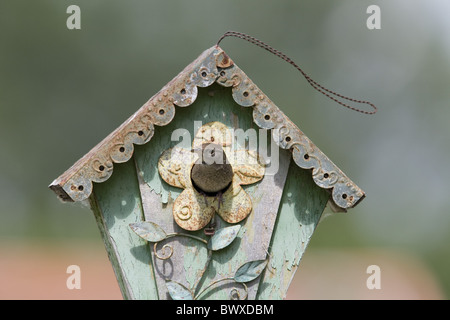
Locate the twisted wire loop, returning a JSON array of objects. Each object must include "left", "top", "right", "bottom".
[
  {"left": 216, "top": 31, "right": 377, "bottom": 115},
  {"left": 153, "top": 242, "right": 174, "bottom": 260},
  {"left": 194, "top": 277, "right": 249, "bottom": 300},
  {"left": 230, "top": 282, "right": 248, "bottom": 300},
  {"left": 153, "top": 233, "right": 208, "bottom": 261}
]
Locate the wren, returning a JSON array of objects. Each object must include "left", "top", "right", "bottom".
[{"left": 191, "top": 143, "right": 233, "bottom": 195}]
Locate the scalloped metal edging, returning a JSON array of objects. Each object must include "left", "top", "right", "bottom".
[{"left": 49, "top": 45, "right": 364, "bottom": 210}]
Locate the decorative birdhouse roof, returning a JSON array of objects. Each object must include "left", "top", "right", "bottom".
[{"left": 49, "top": 45, "right": 365, "bottom": 211}]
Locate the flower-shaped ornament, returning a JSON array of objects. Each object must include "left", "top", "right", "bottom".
[{"left": 158, "top": 122, "right": 265, "bottom": 231}]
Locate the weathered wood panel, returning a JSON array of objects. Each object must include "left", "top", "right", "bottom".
[
  {"left": 90, "top": 160, "right": 158, "bottom": 299},
  {"left": 133, "top": 83, "right": 289, "bottom": 299},
  {"left": 256, "top": 161, "right": 329, "bottom": 299},
  {"left": 89, "top": 83, "right": 329, "bottom": 300}
]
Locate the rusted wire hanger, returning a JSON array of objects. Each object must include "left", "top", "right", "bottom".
[{"left": 216, "top": 31, "right": 377, "bottom": 115}]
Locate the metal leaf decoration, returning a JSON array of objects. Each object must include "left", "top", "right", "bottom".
[
  {"left": 129, "top": 221, "right": 167, "bottom": 242},
  {"left": 207, "top": 225, "right": 241, "bottom": 251},
  {"left": 234, "top": 259, "right": 268, "bottom": 283},
  {"left": 165, "top": 280, "right": 194, "bottom": 300}
]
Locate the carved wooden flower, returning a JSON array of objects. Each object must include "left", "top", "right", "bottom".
[{"left": 158, "top": 122, "right": 265, "bottom": 231}]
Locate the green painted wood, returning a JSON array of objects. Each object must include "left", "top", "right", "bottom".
[
  {"left": 134, "top": 172, "right": 210, "bottom": 300},
  {"left": 256, "top": 160, "right": 329, "bottom": 299},
  {"left": 90, "top": 160, "right": 158, "bottom": 299},
  {"left": 133, "top": 83, "right": 289, "bottom": 300},
  {"left": 89, "top": 83, "right": 330, "bottom": 300}
]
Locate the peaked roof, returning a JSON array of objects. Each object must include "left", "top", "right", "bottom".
[{"left": 49, "top": 45, "right": 365, "bottom": 211}]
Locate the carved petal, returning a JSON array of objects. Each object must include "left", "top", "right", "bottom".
[
  {"left": 230, "top": 150, "right": 265, "bottom": 185},
  {"left": 192, "top": 121, "right": 233, "bottom": 149},
  {"left": 217, "top": 182, "right": 252, "bottom": 224},
  {"left": 173, "top": 188, "right": 215, "bottom": 231},
  {"left": 158, "top": 147, "right": 196, "bottom": 189}
]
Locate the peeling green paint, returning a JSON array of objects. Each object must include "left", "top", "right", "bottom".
[
  {"left": 92, "top": 160, "right": 159, "bottom": 299},
  {"left": 90, "top": 83, "right": 329, "bottom": 300},
  {"left": 256, "top": 161, "right": 329, "bottom": 299}
]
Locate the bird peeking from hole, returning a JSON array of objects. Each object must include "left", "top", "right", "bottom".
[
  {"left": 157, "top": 121, "right": 265, "bottom": 235},
  {"left": 191, "top": 143, "right": 234, "bottom": 235}
]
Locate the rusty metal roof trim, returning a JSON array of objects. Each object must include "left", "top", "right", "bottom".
[{"left": 49, "top": 45, "right": 364, "bottom": 210}]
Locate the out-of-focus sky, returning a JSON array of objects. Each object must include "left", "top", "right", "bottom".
[{"left": 1, "top": 0, "right": 449, "bottom": 299}]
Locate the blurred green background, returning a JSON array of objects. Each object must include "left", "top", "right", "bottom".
[{"left": 1, "top": 0, "right": 450, "bottom": 299}]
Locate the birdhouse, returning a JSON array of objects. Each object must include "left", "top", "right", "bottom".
[{"left": 49, "top": 44, "right": 365, "bottom": 300}]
